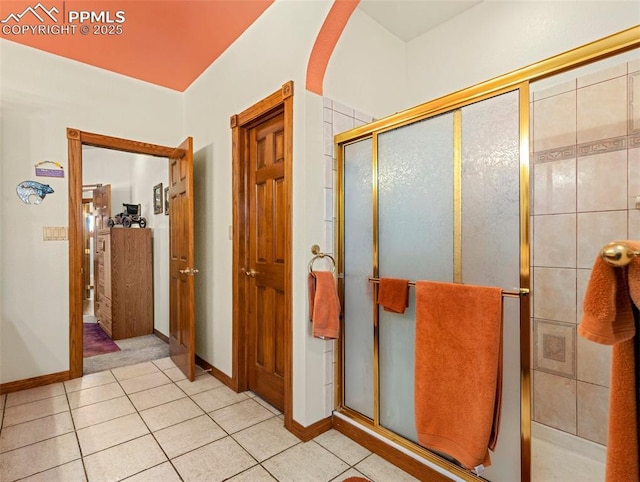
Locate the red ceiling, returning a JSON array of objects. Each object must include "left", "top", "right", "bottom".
[{"left": 0, "top": 0, "right": 274, "bottom": 91}]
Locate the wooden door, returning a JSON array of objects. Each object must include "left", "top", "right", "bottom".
[
  {"left": 247, "top": 112, "right": 286, "bottom": 411},
  {"left": 82, "top": 201, "right": 92, "bottom": 300},
  {"left": 92, "top": 185, "right": 110, "bottom": 317},
  {"left": 168, "top": 137, "right": 197, "bottom": 381}
]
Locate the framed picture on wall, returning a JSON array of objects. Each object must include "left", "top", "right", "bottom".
[
  {"left": 153, "top": 183, "right": 163, "bottom": 214},
  {"left": 164, "top": 187, "right": 169, "bottom": 215}
]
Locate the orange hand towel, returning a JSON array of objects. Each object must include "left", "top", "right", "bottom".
[
  {"left": 308, "top": 271, "right": 341, "bottom": 339},
  {"left": 414, "top": 281, "right": 503, "bottom": 470},
  {"left": 378, "top": 277, "right": 410, "bottom": 314},
  {"left": 578, "top": 241, "right": 640, "bottom": 482}
]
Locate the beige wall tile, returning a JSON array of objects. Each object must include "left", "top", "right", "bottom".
[
  {"left": 577, "top": 77, "right": 627, "bottom": 144},
  {"left": 534, "top": 320, "right": 576, "bottom": 377},
  {"left": 533, "top": 268, "right": 576, "bottom": 323},
  {"left": 629, "top": 58, "right": 640, "bottom": 74},
  {"left": 577, "top": 336, "right": 611, "bottom": 387},
  {"left": 577, "top": 63, "right": 627, "bottom": 89},
  {"left": 533, "top": 91, "right": 576, "bottom": 152},
  {"left": 630, "top": 72, "right": 640, "bottom": 132},
  {"left": 533, "top": 159, "right": 576, "bottom": 215},
  {"left": 533, "top": 79, "right": 576, "bottom": 102},
  {"left": 533, "top": 370, "right": 577, "bottom": 434},
  {"left": 577, "top": 151, "right": 628, "bottom": 212},
  {"left": 576, "top": 268, "right": 591, "bottom": 323},
  {"left": 533, "top": 214, "right": 576, "bottom": 268},
  {"left": 630, "top": 210, "right": 640, "bottom": 240},
  {"left": 629, "top": 148, "right": 640, "bottom": 210},
  {"left": 577, "top": 211, "right": 628, "bottom": 268},
  {"left": 577, "top": 382, "right": 609, "bottom": 445}
]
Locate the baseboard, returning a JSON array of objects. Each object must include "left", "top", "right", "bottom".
[
  {"left": 0, "top": 370, "right": 70, "bottom": 395},
  {"left": 332, "top": 415, "right": 453, "bottom": 482},
  {"left": 195, "top": 354, "right": 237, "bottom": 391},
  {"left": 153, "top": 329, "right": 169, "bottom": 343},
  {"left": 290, "top": 416, "right": 332, "bottom": 442}
]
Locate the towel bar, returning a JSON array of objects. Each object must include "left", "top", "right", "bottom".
[
  {"left": 367, "top": 277, "right": 528, "bottom": 298},
  {"left": 599, "top": 241, "right": 640, "bottom": 267}
]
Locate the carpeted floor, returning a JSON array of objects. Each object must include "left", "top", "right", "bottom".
[
  {"left": 83, "top": 323, "right": 121, "bottom": 357},
  {"left": 83, "top": 333, "right": 169, "bottom": 375}
]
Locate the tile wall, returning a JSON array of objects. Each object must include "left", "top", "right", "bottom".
[
  {"left": 531, "top": 56, "right": 640, "bottom": 446},
  {"left": 322, "top": 98, "right": 373, "bottom": 416}
]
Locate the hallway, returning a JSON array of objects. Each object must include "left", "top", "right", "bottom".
[{"left": 0, "top": 358, "right": 417, "bottom": 481}]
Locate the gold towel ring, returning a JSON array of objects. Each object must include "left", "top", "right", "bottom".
[{"left": 308, "top": 253, "right": 336, "bottom": 273}]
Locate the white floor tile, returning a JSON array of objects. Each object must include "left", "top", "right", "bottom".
[
  {"left": 151, "top": 357, "right": 177, "bottom": 370},
  {"left": 77, "top": 413, "right": 149, "bottom": 455},
  {"left": 191, "top": 385, "right": 249, "bottom": 413},
  {"left": 175, "top": 373, "right": 224, "bottom": 396},
  {"left": 154, "top": 414, "right": 226, "bottom": 459},
  {"left": 2, "top": 395, "right": 69, "bottom": 427},
  {"left": 119, "top": 371, "right": 172, "bottom": 395},
  {"left": 122, "top": 462, "right": 182, "bottom": 481},
  {"left": 67, "top": 382, "right": 125, "bottom": 409},
  {"left": 20, "top": 459, "right": 87, "bottom": 482},
  {"left": 0, "top": 412, "right": 74, "bottom": 453},
  {"left": 83, "top": 434, "right": 166, "bottom": 481},
  {"left": 356, "top": 453, "right": 419, "bottom": 482},
  {"left": 128, "top": 383, "right": 186, "bottom": 411},
  {"left": 139, "top": 397, "right": 204, "bottom": 432},
  {"left": 314, "top": 429, "right": 371, "bottom": 466},
  {"left": 71, "top": 396, "right": 136, "bottom": 430},
  {"left": 64, "top": 371, "right": 116, "bottom": 393},
  {"left": 172, "top": 436, "right": 257, "bottom": 482},
  {"left": 233, "top": 417, "right": 300, "bottom": 462},
  {"left": 5, "top": 383, "right": 65, "bottom": 408},
  {"left": 112, "top": 362, "right": 160, "bottom": 381},
  {"left": 0, "top": 432, "right": 80, "bottom": 481},
  {"left": 262, "top": 441, "right": 350, "bottom": 482},
  {"left": 163, "top": 366, "right": 187, "bottom": 381},
  {"left": 227, "top": 465, "right": 278, "bottom": 481},
  {"left": 210, "top": 398, "right": 274, "bottom": 434}
]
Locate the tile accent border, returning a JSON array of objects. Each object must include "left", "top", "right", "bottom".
[{"left": 534, "top": 132, "right": 640, "bottom": 163}]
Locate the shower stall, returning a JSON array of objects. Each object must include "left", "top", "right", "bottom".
[{"left": 332, "top": 28, "right": 639, "bottom": 482}]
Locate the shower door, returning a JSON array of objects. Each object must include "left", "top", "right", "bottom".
[{"left": 340, "top": 89, "right": 527, "bottom": 482}]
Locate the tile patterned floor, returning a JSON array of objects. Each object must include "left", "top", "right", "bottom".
[{"left": 0, "top": 358, "right": 419, "bottom": 482}]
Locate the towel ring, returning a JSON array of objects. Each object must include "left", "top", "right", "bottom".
[{"left": 308, "top": 253, "right": 336, "bottom": 273}]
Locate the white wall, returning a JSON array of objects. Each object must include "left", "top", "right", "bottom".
[
  {"left": 405, "top": 1, "right": 640, "bottom": 108},
  {"left": 0, "top": 41, "right": 182, "bottom": 383},
  {"left": 323, "top": 7, "right": 406, "bottom": 120}
]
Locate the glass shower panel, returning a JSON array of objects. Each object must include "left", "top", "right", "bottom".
[
  {"left": 461, "top": 90, "right": 521, "bottom": 482},
  {"left": 378, "top": 114, "right": 455, "bottom": 441},
  {"left": 343, "top": 138, "right": 374, "bottom": 419}
]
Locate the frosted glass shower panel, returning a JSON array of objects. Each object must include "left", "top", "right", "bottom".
[
  {"left": 343, "top": 138, "right": 374, "bottom": 419},
  {"left": 377, "top": 114, "right": 455, "bottom": 441},
  {"left": 461, "top": 90, "right": 520, "bottom": 287}
]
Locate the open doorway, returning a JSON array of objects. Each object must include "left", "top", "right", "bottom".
[
  {"left": 81, "top": 147, "right": 171, "bottom": 374},
  {"left": 68, "top": 129, "right": 196, "bottom": 381}
]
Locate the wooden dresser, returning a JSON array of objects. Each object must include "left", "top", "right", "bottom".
[{"left": 95, "top": 228, "right": 153, "bottom": 340}]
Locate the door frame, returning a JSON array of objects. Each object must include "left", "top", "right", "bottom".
[
  {"left": 231, "top": 81, "right": 294, "bottom": 430},
  {"left": 67, "top": 128, "right": 179, "bottom": 379}
]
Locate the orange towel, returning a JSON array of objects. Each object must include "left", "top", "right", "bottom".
[
  {"left": 308, "top": 271, "right": 341, "bottom": 339},
  {"left": 578, "top": 241, "right": 640, "bottom": 482},
  {"left": 378, "top": 277, "right": 410, "bottom": 313},
  {"left": 414, "top": 281, "right": 503, "bottom": 470}
]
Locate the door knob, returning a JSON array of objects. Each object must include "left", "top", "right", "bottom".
[
  {"left": 179, "top": 267, "right": 199, "bottom": 276},
  {"left": 245, "top": 269, "right": 257, "bottom": 278}
]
